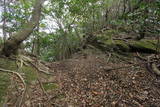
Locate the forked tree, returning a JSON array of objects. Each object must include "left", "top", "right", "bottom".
[{"left": 1, "top": 0, "right": 45, "bottom": 56}]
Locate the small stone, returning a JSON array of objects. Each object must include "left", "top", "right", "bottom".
[{"left": 144, "top": 91, "right": 148, "bottom": 95}]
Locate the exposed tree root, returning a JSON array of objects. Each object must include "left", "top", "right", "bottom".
[
  {"left": 135, "top": 52, "right": 160, "bottom": 76},
  {"left": 105, "top": 63, "right": 140, "bottom": 71},
  {"left": 151, "top": 63, "right": 160, "bottom": 76},
  {"left": 0, "top": 68, "right": 25, "bottom": 87},
  {"left": 18, "top": 55, "right": 53, "bottom": 75},
  {"left": 0, "top": 68, "right": 26, "bottom": 107},
  {"left": 30, "top": 62, "right": 52, "bottom": 75},
  {"left": 16, "top": 55, "right": 53, "bottom": 105},
  {"left": 1, "top": 55, "right": 53, "bottom": 106}
]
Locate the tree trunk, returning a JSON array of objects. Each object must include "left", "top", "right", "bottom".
[
  {"left": 1, "top": 0, "right": 45, "bottom": 56},
  {"left": 32, "top": 22, "right": 40, "bottom": 56},
  {"left": 2, "top": 0, "right": 7, "bottom": 43}
]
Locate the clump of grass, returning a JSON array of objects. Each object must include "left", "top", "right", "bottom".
[{"left": 43, "top": 83, "right": 59, "bottom": 91}]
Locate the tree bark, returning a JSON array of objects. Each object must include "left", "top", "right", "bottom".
[
  {"left": 32, "top": 23, "right": 40, "bottom": 56},
  {"left": 1, "top": 0, "right": 45, "bottom": 56},
  {"left": 2, "top": 0, "right": 7, "bottom": 43}
]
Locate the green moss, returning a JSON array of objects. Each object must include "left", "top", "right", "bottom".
[
  {"left": 104, "top": 39, "right": 112, "bottom": 45},
  {"left": 114, "top": 40, "right": 130, "bottom": 51},
  {"left": 0, "top": 58, "right": 14, "bottom": 103},
  {"left": 20, "top": 66, "right": 37, "bottom": 84},
  {"left": 97, "top": 35, "right": 158, "bottom": 53},
  {"left": 96, "top": 29, "right": 119, "bottom": 41},
  {"left": 0, "top": 73, "right": 10, "bottom": 104},
  {"left": 0, "top": 57, "right": 37, "bottom": 77},
  {"left": 0, "top": 57, "right": 37, "bottom": 104},
  {"left": 101, "top": 39, "right": 130, "bottom": 52},
  {"left": 130, "top": 40, "right": 157, "bottom": 50},
  {"left": 104, "top": 29, "right": 119, "bottom": 36},
  {"left": 0, "top": 58, "right": 17, "bottom": 70},
  {"left": 43, "top": 83, "right": 59, "bottom": 91},
  {"left": 56, "top": 94, "right": 65, "bottom": 99},
  {"left": 0, "top": 58, "right": 38, "bottom": 84}
]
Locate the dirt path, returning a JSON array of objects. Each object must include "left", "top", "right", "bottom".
[
  {"left": 5, "top": 50, "right": 160, "bottom": 106},
  {"left": 43, "top": 51, "right": 160, "bottom": 106}
]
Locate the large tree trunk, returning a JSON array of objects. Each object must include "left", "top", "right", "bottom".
[{"left": 1, "top": 0, "right": 45, "bottom": 56}]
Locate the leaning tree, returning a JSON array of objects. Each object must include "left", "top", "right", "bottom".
[{"left": 0, "top": 0, "right": 45, "bottom": 56}]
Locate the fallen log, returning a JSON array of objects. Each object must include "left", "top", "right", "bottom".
[{"left": 86, "top": 35, "right": 159, "bottom": 54}]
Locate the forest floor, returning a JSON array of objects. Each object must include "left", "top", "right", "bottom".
[{"left": 3, "top": 48, "right": 160, "bottom": 107}]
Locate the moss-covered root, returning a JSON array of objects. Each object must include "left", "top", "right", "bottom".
[
  {"left": 129, "top": 40, "right": 158, "bottom": 53},
  {"left": 0, "top": 57, "right": 38, "bottom": 105}
]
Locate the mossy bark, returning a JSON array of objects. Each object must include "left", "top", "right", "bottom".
[{"left": 87, "top": 35, "right": 159, "bottom": 53}]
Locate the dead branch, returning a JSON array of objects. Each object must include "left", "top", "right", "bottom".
[{"left": 104, "top": 60, "right": 158, "bottom": 72}]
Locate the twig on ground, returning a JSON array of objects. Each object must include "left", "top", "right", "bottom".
[
  {"left": 136, "top": 52, "right": 147, "bottom": 61},
  {"left": 37, "top": 78, "right": 49, "bottom": 98},
  {"left": 106, "top": 53, "right": 112, "bottom": 63}
]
